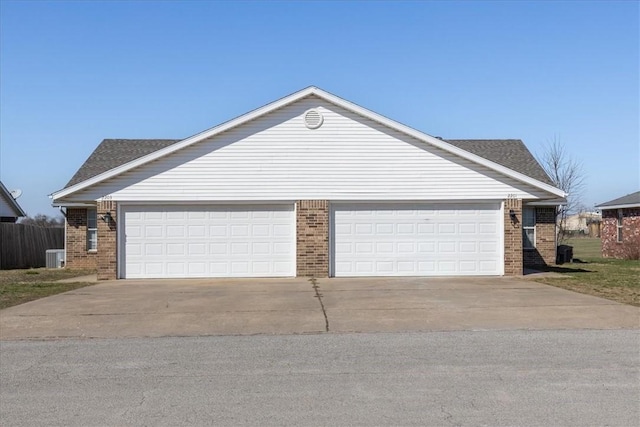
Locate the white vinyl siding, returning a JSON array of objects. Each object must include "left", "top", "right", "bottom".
[
  {"left": 0, "top": 195, "right": 17, "bottom": 217},
  {"left": 332, "top": 203, "right": 502, "bottom": 277},
  {"left": 66, "top": 97, "right": 550, "bottom": 204},
  {"left": 121, "top": 204, "right": 295, "bottom": 279}
]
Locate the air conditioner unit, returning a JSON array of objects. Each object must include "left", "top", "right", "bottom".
[{"left": 46, "top": 249, "right": 65, "bottom": 268}]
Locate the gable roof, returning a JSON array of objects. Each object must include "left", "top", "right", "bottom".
[
  {"left": 52, "top": 86, "right": 566, "bottom": 200},
  {"left": 595, "top": 191, "right": 640, "bottom": 209},
  {"left": 0, "top": 180, "right": 27, "bottom": 217}
]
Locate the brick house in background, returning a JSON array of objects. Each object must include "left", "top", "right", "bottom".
[
  {"left": 596, "top": 191, "right": 640, "bottom": 259},
  {"left": 50, "top": 87, "right": 566, "bottom": 280}
]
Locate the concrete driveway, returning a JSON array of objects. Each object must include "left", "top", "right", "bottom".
[{"left": 1, "top": 277, "right": 638, "bottom": 339}]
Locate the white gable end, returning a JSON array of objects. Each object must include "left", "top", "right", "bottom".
[
  {"left": 0, "top": 195, "right": 17, "bottom": 217},
  {"left": 66, "top": 96, "right": 551, "bottom": 203}
]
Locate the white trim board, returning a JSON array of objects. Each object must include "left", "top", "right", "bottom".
[{"left": 595, "top": 203, "right": 640, "bottom": 210}]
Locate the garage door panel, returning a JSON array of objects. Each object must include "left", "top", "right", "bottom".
[
  {"left": 145, "top": 226, "right": 163, "bottom": 238},
  {"left": 273, "top": 224, "right": 293, "bottom": 237},
  {"left": 419, "top": 261, "right": 436, "bottom": 272},
  {"left": 166, "top": 211, "right": 185, "bottom": 220},
  {"left": 376, "top": 261, "right": 394, "bottom": 273},
  {"left": 480, "top": 241, "right": 498, "bottom": 253},
  {"left": 167, "top": 262, "right": 184, "bottom": 275},
  {"left": 189, "top": 243, "right": 206, "bottom": 255},
  {"left": 273, "top": 261, "right": 293, "bottom": 274},
  {"left": 167, "top": 226, "right": 185, "bottom": 238},
  {"left": 145, "top": 263, "right": 163, "bottom": 275},
  {"left": 459, "top": 223, "right": 477, "bottom": 234},
  {"left": 479, "top": 223, "right": 498, "bottom": 234},
  {"left": 459, "top": 241, "right": 477, "bottom": 252},
  {"left": 377, "top": 242, "right": 394, "bottom": 253},
  {"left": 273, "top": 242, "right": 293, "bottom": 254},
  {"left": 460, "top": 261, "right": 479, "bottom": 272},
  {"left": 123, "top": 204, "right": 295, "bottom": 279},
  {"left": 210, "top": 262, "right": 228, "bottom": 275},
  {"left": 333, "top": 203, "right": 502, "bottom": 277},
  {"left": 145, "top": 244, "right": 163, "bottom": 256}
]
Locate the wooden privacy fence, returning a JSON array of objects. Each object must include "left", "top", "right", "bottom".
[{"left": 0, "top": 223, "right": 64, "bottom": 269}]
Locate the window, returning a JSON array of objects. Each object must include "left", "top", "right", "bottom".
[
  {"left": 87, "top": 209, "right": 97, "bottom": 251},
  {"left": 523, "top": 207, "right": 535, "bottom": 249},
  {"left": 617, "top": 209, "right": 623, "bottom": 242}
]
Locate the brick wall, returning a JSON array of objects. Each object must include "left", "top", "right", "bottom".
[
  {"left": 96, "top": 200, "right": 118, "bottom": 280},
  {"left": 504, "top": 199, "right": 523, "bottom": 275},
  {"left": 65, "top": 208, "right": 97, "bottom": 269},
  {"left": 523, "top": 207, "right": 557, "bottom": 266},
  {"left": 296, "top": 200, "right": 329, "bottom": 277},
  {"left": 601, "top": 208, "right": 640, "bottom": 258}
]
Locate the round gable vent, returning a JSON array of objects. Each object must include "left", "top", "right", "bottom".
[{"left": 304, "top": 109, "right": 324, "bottom": 129}]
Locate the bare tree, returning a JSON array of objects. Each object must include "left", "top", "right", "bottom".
[
  {"left": 19, "top": 214, "right": 64, "bottom": 228},
  {"left": 537, "top": 137, "right": 586, "bottom": 242}
]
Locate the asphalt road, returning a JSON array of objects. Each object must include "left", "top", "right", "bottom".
[{"left": 1, "top": 330, "right": 638, "bottom": 426}]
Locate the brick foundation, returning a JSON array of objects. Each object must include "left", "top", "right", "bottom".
[
  {"left": 296, "top": 200, "right": 329, "bottom": 277},
  {"left": 523, "top": 207, "right": 557, "bottom": 266},
  {"left": 97, "top": 200, "right": 118, "bottom": 280},
  {"left": 65, "top": 208, "right": 97, "bottom": 269},
  {"left": 601, "top": 208, "right": 640, "bottom": 258},
  {"left": 504, "top": 199, "right": 523, "bottom": 276}
]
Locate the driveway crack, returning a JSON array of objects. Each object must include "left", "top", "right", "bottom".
[
  {"left": 310, "top": 277, "right": 329, "bottom": 332},
  {"left": 440, "top": 404, "right": 459, "bottom": 426}
]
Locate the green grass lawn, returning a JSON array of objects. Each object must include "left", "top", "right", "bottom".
[
  {"left": 532, "top": 238, "right": 640, "bottom": 307},
  {"left": 562, "top": 237, "right": 602, "bottom": 260},
  {"left": 0, "top": 268, "right": 96, "bottom": 310}
]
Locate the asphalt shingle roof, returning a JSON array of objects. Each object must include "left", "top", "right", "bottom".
[
  {"left": 65, "top": 138, "right": 554, "bottom": 189},
  {"left": 65, "top": 139, "right": 180, "bottom": 188},
  {"left": 596, "top": 191, "right": 640, "bottom": 208},
  {"left": 445, "top": 139, "right": 554, "bottom": 185}
]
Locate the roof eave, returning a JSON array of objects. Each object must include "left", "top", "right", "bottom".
[
  {"left": 526, "top": 198, "right": 567, "bottom": 206},
  {"left": 51, "top": 200, "right": 97, "bottom": 208},
  {"left": 595, "top": 203, "right": 640, "bottom": 210}
]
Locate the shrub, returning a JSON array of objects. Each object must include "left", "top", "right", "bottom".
[{"left": 620, "top": 234, "right": 640, "bottom": 260}]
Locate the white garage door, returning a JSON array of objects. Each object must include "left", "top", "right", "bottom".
[
  {"left": 332, "top": 203, "right": 502, "bottom": 277},
  {"left": 121, "top": 204, "right": 295, "bottom": 279}
]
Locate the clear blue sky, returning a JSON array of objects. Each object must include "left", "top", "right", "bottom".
[{"left": 1, "top": 1, "right": 638, "bottom": 217}]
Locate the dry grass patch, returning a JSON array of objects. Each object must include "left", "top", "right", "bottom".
[
  {"left": 533, "top": 237, "right": 639, "bottom": 306},
  {"left": 533, "top": 258, "right": 640, "bottom": 307},
  {"left": 0, "top": 268, "right": 96, "bottom": 310}
]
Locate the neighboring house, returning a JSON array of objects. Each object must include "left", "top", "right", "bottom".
[
  {"left": 595, "top": 191, "right": 640, "bottom": 259},
  {"left": 560, "top": 212, "right": 601, "bottom": 235},
  {"left": 50, "top": 87, "right": 566, "bottom": 280},
  {"left": 0, "top": 181, "right": 26, "bottom": 223}
]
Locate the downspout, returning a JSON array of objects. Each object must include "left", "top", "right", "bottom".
[{"left": 554, "top": 205, "right": 558, "bottom": 264}]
